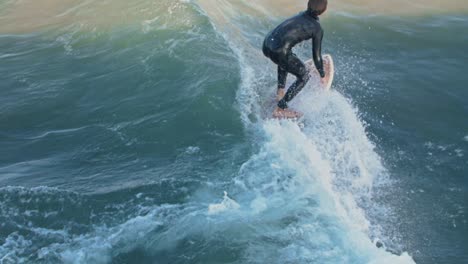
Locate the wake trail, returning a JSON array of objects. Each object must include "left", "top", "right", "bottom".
[{"left": 197, "top": 0, "right": 416, "bottom": 263}]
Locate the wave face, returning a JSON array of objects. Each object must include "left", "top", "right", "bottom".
[{"left": 1, "top": 0, "right": 467, "bottom": 263}]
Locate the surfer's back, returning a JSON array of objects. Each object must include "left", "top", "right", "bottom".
[{"left": 264, "top": 11, "right": 322, "bottom": 52}]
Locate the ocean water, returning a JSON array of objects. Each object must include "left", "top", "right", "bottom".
[{"left": 0, "top": 0, "right": 467, "bottom": 263}]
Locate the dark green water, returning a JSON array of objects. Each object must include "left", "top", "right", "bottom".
[{"left": 0, "top": 1, "right": 467, "bottom": 263}]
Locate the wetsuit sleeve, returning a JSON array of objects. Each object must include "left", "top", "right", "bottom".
[{"left": 312, "top": 29, "right": 325, "bottom": 78}]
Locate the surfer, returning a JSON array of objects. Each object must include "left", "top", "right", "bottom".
[{"left": 263, "top": 0, "right": 327, "bottom": 118}]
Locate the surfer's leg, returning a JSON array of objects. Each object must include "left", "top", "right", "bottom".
[
  {"left": 277, "top": 66, "right": 287, "bottom": 101},
  {"left": 278, "top": 66, "right": 287, "bottom": 89},
  {"left": 277, "top": 54, "right": 309, "bottom": 109}
]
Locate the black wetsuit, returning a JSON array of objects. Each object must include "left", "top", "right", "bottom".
[{"left": 263, "top": 10, "right": 324, "bottom": 109}]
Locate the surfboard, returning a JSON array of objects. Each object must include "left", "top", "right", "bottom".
[{"left": 305, "top": 54, "right": 334, "bottom": 90}]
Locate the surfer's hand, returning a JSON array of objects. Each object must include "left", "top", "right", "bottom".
[{"left": 318, "top": 68, "right": 325, "bottom": 78}]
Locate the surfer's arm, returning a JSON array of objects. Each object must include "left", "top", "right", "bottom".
[{"left": 312, "top": 29, "right": 325, "bottom": 78}]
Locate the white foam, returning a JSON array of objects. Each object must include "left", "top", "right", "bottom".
[
  {"left": 0, "top": 233, "right": 30, "bottom": 263},
  {"left": 185, "top": 146, "right": 200, "bottom": 154},
  {"left": 250, "top": 195, "right": 268, "bottom": 214},
  {"left": 54, "top": 208, "right": 169, "bottom": 263},
  {"left": 208, "top": 191, "right": 240, "bottom": 215},
  {"left": 232, "top": 100, "right": 414, "bottom": 262},
  {"left": 190, "top": 1, "right": 415, "bottom": 262}
]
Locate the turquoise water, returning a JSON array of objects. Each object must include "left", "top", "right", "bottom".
[{"left": 1, "top": 1, "right": 467, "bottom": 263}]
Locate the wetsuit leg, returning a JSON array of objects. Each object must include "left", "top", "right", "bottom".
[
  {"left": 277, "top": 53, "right": 310, "bottom": 109},
  {"left": 278, "top": 66, "right": 287, "bottom": 89}
]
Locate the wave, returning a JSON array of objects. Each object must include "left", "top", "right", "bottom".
[
  {"left": 197, "top": 0, "right": 416, "bottom": 263},
  {"left": 0, "top": 0, "right": 423, "bottom": 263}
]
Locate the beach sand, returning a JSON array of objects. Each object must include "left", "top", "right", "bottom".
[{"left": 1, "top": 0, "right": 468, "bottom": 33}]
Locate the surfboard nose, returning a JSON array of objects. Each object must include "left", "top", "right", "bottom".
[{"left": 305, "top": 54, "right": 334, "bottom": 90}]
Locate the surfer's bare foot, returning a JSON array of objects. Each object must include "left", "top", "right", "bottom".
[
  {"left": 272, "top": 107, "right": 302, "bottom": 119},
  {"left": 276, "top": 88, "right": 286, "bottom": 102}
]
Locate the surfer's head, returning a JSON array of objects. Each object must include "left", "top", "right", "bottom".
[{"left": 307, "top": 0, "right": 327, "bottom": 16}]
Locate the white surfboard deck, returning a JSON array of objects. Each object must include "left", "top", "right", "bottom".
[{"left": 305, "top": 54, "right": 334, "bottom": 90}]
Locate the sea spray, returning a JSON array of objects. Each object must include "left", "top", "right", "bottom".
[{"left": 197, "top": 1, "right": 415, "bottom": 262}]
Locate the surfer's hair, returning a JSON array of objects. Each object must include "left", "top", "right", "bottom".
[{"left": 307, "top": 0, "right": 327, "bottom": 16}]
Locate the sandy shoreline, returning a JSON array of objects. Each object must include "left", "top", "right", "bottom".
[{"left": 1, "top": 0, "right": 468, "bottom": 33}]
